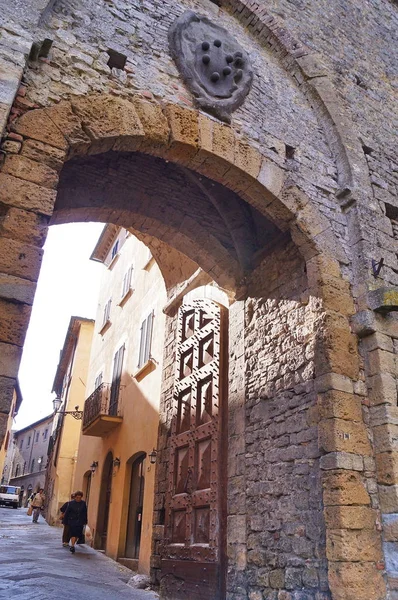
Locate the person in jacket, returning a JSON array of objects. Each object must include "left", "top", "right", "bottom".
[
  {"left": 31, "top": 489, "right": 45, "bottom": 523},
  {"left": 62, "top": 490, "right": 87, "bottom": 553},
  {"left": 59, "top": 493, "right": 75, "bottom": 547}
]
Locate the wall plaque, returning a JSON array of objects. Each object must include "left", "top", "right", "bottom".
[{"left": 169, "top": 10, "right": 253, "bottom": 123}]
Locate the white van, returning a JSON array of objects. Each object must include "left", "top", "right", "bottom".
[{"left": 0, "top": 485, "right": 20, "bottom": 509}]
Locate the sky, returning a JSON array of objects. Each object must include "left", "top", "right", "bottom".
[{"left": 14, "top": 222, "right": 105, "bottom": 430}]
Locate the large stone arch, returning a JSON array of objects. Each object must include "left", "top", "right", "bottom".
[{"left": 0, "top": 93, "right": 385, "bottom": 599}]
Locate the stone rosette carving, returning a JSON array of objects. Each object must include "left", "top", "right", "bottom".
[{"left": 169, "top": 10, "right": 253, "bottom": 123}]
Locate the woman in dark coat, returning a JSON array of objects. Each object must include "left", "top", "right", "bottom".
[{"left": 63, "top": 490, "right": 88, "bottom": 553}]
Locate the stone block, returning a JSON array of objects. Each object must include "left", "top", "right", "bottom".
[
  {"left": 362, "top": 331, "right": 394, "bottom": 353},
  {"left": 0, "top": 376, "right": 14, "bottom": 413},
  {"left": 318, "top": 390, "right": 363, "bottom": 421},
  {"left": 0, "top": 342, "right": 22, "bottom": 378},
  {"left": 324, "top": 505, "right": 375, "bottom": 529},
  {"left": 379, "top": 485, "right": 398, "bottom": 514},
  {"left": 368, "top": 372, "right": 397, "bottom": 406},
  {"left": 13, "top": 107, "right": 68, "bottom": 150},
  {"left": 234, "top": 140, "right": 262, "bottom": 179},
  {"left": 212, "top": 121, "right": 236, "bottom": 163},
  {"left": 0, "top": 298, "right": 31, "bottom": 346},
  {"left": 0, "top": 238, "right": 43, "bottom": 282},
  {"left": 227, "top": 515, "right": 246, "bottom": 544},
  {"left": 328, "top": 561, "right": 386, "bottom": 600},
  {"left": 2, "top": 140, "right": 21, "bottom": 153},
  {"left": 162, "top": 103, "right": 199, "bottom": 164},
  {"left": 21, "top": 139, "right": 66, "bottom": 171},
  {"left": 368, "top": 287, "right": 398, "bottom": 313},
  {"left": 316, "top": 320, "right": 359, "bottom": 380},
  {"left": 373, "top": 424, "right": 398, "bottom": 453},
  {"left": 384, "top": 541, "right": 398, "bottom": 575},
  {"left": 319, "top": 418, "right": 371, "bottom": 455},
  {"left": 269, "top": 569, "right": 285, "bottom": 589},
  {"left": 0, "top": 205, "right": 49, "bottom": 246},
  {"left": 72, "top": 94, "right": 144, "bottom": 151},
  {"left": 2, "top": 155, "right": 59, "bottom": 189},
  {"left": 368, "top": 349, "right": 396, "bottom": 377},
  {"left": 132, "top": 97, "right": 170, "bottom": 148},
  {"left": 376, "top": 452, "right": 398, "bottom": 485},
  {"left": 45, "top": 101, "right": 90, "bottom": 148},
  {"left": 315, "top": 373, "right": 354, "bottom": 394},
  {"left": 0, "top": 173, "right": 56, "bottom": 216},
  {"left": 371, "top": 405, "right": 398, "bottom": 427},
  {"left": 383, "top": 514, "right": 398, "bottom": 541},
  {"left": 320, "top": 452, "right": 363, "bottom": 472},
  {"left": 322, "top": 470, "right": 370, "bottom": 506},
  {"left": 257, "top": 157, "right": 285, "bottom": 200},
  {"left": 0, "top": 273, "right": 36, "bottom": 305},
  {"left": 326, "top": 529, "right": 382, "bottom": 561}
]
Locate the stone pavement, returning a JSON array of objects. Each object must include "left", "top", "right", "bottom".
[{"left": 0, "top": 506, "right": 159, "bottom": 600}]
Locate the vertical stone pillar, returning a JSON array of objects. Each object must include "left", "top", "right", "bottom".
[
  {"left": 0, "top": 131, "right": 63, "bottom": 448},
  {"left": 226, "top": 300, "right": 247, "bottom": 598}
]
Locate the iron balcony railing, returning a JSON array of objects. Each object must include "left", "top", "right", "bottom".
[{"left": 83, "top": 382, "right": 122, "bottom": 429}]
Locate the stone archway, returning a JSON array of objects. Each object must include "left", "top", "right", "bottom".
[{"left": 0, "top": 93, "right": 385, "bottom": 599}]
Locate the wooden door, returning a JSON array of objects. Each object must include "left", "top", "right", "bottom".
[
  {"left": 125, "top": 454, "right": 145, "bottom": 559},
  {"left": 97, "top": 453, "right": 113, "bottom": 550},
  {"left": 161, "top": 299, "right": 227, "bottom": 599}
]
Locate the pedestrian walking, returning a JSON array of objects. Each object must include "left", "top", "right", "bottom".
[
  {"left": 62, "top": 491, "right": 87, "bottom": 554},
  {"left": 31, "top": 489, "right": 45, "bottom": 523},
  {"left": 59, "top": 493, "right": 75, "bottom": 547}
]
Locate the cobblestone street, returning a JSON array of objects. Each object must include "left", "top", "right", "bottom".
[{"left": 0, "top": 507, "right": 159, "bottom": 600}]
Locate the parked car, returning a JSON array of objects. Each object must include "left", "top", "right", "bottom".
[{"left": 0, "top": 485, "right": 21, "bottom": 509}]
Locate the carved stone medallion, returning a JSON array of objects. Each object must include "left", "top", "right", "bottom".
[{"left": 169, "top": 10, "right": 253, "bottom": 123}]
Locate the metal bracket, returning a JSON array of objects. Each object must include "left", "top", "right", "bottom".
[{"left": 372, "top": 258, "right": 384, "bottom": 278}]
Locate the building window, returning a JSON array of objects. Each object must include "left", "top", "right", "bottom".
[
  {"left": 102, "top": 299, "right": 112, "bottom": 328},
  {"left": 15, "top": 464, "right": 20, "bottom": 477},
  {"left": 109, "top": 345, "right": 125, "bottom": 416},
  {"left": 43, "top": 429, "right": 48, "bottom": 440},
  {"left": 121, "top": 265, "right": 133, "bottom": 299},
  {"left": 31, "top": 459, "right": 35, "bottom": 473},
  {"left": 35, "top": 431, "right": 39, "bottom": 443},
  {"left": 138, "top": 311, "right": 154, "bottom": 369},
  {"left": 111, "top": 240, "right": 119, "bottom": 260},
  {"left": 94, "top": 372, "right": 103, "bottom": 390},
  {"left": 27, "top": 436, "right": 31, "bottom": 447},
  {"left": 20, "top": 439, "right": 23, "bottom": 450}
]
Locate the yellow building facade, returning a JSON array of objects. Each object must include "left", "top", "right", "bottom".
[
  {"left": 73, "top": 226, "right": 166, "bottom": 574},
  {"left": 45, "top": 317, "right": 94, "bottom": 525},
  {"left": 0, "top": 383, "right": 22, "bottom": 484}
]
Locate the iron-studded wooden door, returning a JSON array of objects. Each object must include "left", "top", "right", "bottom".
[{"left": 161, "top": 299, "right": 227, "bottom": 599}]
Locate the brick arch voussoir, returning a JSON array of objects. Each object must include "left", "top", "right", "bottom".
[{"left": 12, "top": 93, "right": 343, "bottom": 268}]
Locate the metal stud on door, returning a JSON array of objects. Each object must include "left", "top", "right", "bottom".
[{"left": 161, "top": 299, "right": 227, "bottom": 599}]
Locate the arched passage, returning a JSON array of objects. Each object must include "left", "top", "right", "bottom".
[{"left": 0, "top": 93, "right": 383, "bottom": 599}]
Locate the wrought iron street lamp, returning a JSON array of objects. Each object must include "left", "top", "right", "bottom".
[{"left": 52, "top": 397, "right": 83, "bottom": 420}]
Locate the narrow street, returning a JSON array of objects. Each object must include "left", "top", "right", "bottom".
[{"left": 0, "top": 507, "right": 159, "bottom": 600}]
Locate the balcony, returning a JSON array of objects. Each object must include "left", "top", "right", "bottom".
[{"left": 82, "top": 383, "right": 123, "bottom": 437}]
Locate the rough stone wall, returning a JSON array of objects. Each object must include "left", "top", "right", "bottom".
[
  {"left": 241, "top": 241, "right": 329, "bottom": 600},
  {"left": 0, "top": 1, "right": 397, "bottom": 598}
]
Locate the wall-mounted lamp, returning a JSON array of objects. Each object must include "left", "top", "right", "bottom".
[
  {"left": 149, "top": 448, "right": 157, "bottom": 464},
  {"left": 90, "top": 461, "right": 98, "bottom": 474},
  {"left": 113, "top": 457, "right": 121, "bottom": 468},
  {"left": 53, "top": 396, "right": 83, "bottom": 420}
]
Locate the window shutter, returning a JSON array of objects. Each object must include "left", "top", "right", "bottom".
[
  {"left": 138, "top": 320, "right": 146, "bottom": 368},
  {"left": 144, "top": 311, "right": 154, "bottom": 364}
]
